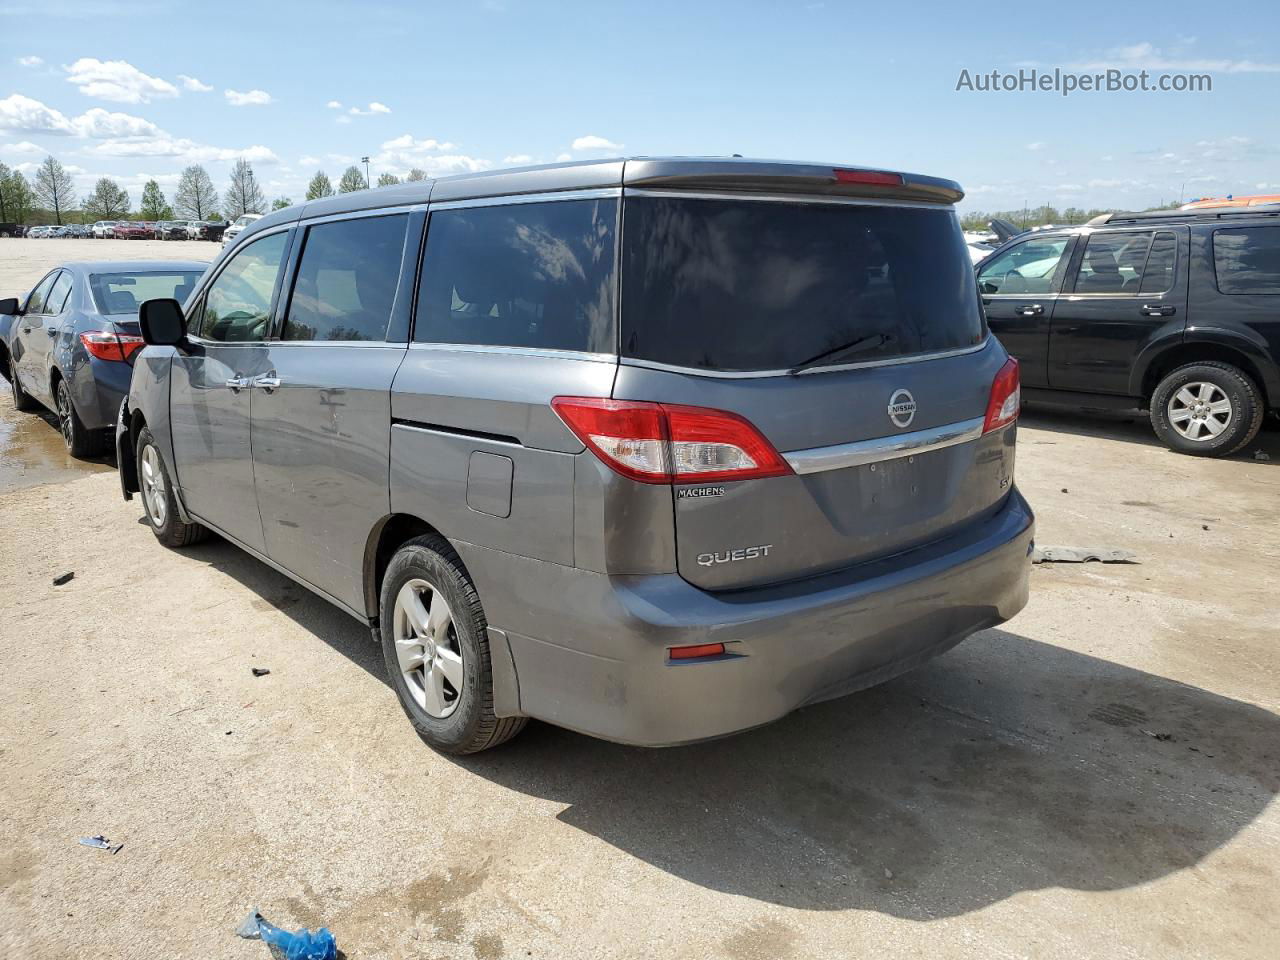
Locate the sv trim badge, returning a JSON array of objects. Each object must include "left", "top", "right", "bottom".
[{"left": 887, "top": 388, "right": 916, "bottom": 429}]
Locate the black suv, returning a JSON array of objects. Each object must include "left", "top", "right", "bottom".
[{"left": 977, "top": 206, "right": 1280, "bottom": 456}]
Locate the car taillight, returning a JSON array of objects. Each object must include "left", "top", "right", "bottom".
[
  {"left": 551, "top": 397, "right": 793, "bottom": 485},
  {"left": 80, "top": 330, "right": 145, "bottom": 362},
  {"left": 983, "top": 357, "right": 1021, "bottom": 433}
]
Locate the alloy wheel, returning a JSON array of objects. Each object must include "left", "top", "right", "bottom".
[
  {"left": 393, "top": 577, "right": 464, "bottom": 719},
  {"left": 1167, "top": 381, "right": 1233, "bottom": 442},
  {"left": 139, "top": 444, "right": 168, "bottom": 528},
  {"left": 56, "top": 382, "right": 74, "bottom": 448}
]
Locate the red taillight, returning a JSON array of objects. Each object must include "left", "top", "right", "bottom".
[
  {"left": 551, "top": 397, "right": 793, "bottom": 485},
  {"left": 833, "top": 168, "right": 904, "bottom": 186},
  {"left": 80, "top": 330, "right": 145, "bottom": 362},
  {"left": 983, "top": 357, "right": 1021, "bottom": 433},
  {"left": 669, "top": 642, "right": 726, "bottom": 661}
]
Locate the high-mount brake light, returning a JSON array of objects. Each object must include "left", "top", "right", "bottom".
[
  {"left": 833, "top": 169, "right": 904, "bottom": 186},
  {"left": 80, "top": 330, "right": 145, "bottom": 362},
  {"left": 983, "top": 357, "right": 1021, "bottom": 433},
  {"left": 551, "top": 397, "right": 793, "bottom": 485}
]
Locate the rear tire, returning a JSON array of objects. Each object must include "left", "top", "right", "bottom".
[
  {"left": 136, "top": 426, "right": 208, "bottom": 547},
  {"left": 56, "top": 377, "right": 104, "bottom": 459},
  {"left": 379, "top": 535, "right": 527, "bottom": 754},
  {"left": 1150, "top": 362, "right": 1264, "bottom": 457},
  {"left": 9, "top": 356, "right": 38, "bottom": 412}
]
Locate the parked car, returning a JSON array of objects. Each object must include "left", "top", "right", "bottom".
[
  {"left": 114, "top": 221, "right": 148, "bottom": 240},
  {"left": 221, "top": 213, "right": 261, "bottom": 246},
  {"left": 91, "top": 220, "right": 119, "bottom": 239},
  {"left": 157, "top": 221, "right": 190, "bottom": 240},
  {"left": 198, "top": 221, "right": 228, "bottom": 242},
  {"left": 25, "top": 226, "right": 48, "bottom": 238},
  {"left": 0, "top": 222, "right": 25, "bottom": 237},
  {"left": 1, "top": 260, "right": 207, "bottom": 457},
  {"left": 118, "top": 157, "right": 1034, "bottom": 754},
  {"left": 68, "top": 224, "right": 90, "bottom": 238},
  {"left": 978, "top": 204, "right": 1280, "bottom": 456}
]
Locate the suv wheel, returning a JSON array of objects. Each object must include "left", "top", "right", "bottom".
[
  {"left": 9, "top": 356, "right": 38, "bottom": 412},
  {"left": 1150, "top": 362, "right": 1264, "bottom": 457},
  {"left": 136, "top": 426, "right": 208, "bottom": 546},
  {"left": 379, "top": 535, "right": 527, "bottom": 754},
  {"left": 55, "top": 378, "right": 104, "bottom": 458}
]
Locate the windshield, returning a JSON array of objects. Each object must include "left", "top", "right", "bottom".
[
  {"left": 620, "top": 196, "right": 985, "bottom": 372},
  {"left": 89, "top": 271, "right": 205, "bottom": 316}
]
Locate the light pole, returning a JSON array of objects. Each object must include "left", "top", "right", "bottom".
[{"left": 362, "top": 156, "right": 371, "bottom": 189}]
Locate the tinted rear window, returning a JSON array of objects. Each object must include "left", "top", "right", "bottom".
[
  {"left": 621, "top": 197, "right": 984, "bottom": 372},
  {"left": 1213, "top": 227, "right": 1280, "bottom": 295}
]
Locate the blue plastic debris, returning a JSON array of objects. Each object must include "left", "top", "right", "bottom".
[{"left": 235, "top": 908, "right": 337, "bottom": 960}]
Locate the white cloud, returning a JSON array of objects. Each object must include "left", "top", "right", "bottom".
[
  {"left": 555, "top": 152, "right": 572, "bottom": 162},
  {"left": 0, "top": 140, "right": 42, "bottom": 155},
  {"left": 326, "top": 100, "right": 342, "bottom": 109},
  {"left": 571, "top": 134, "right": 622, "bottom": 152},
  {"left": 225, "top": 88, "right": 272, "bottom": 107},
  {"left": 65, "top": 57, "right": 179, "bottom": 103},
  {"left": 18, "top": 55, "right": 43, "bottom": 67},
  {"left": 503, "top": 154, "right": 533, "bottom": 165},
  {"left": 71, "top": 106, "right": 162, "bottom": 138},
  {"left": 0, "top": 93, "right": 75, "bottom": 135},
  {"left": 370, "top": 135, "right": 487, "bottom": 176},
  {"left": 348, "top": 101, "right": 393, "bottom": 116},
  {"left": 91, "top": 136, "right": 279, "bottom": 165},
  {"left": 1069, "top": 41, "right": 1280, "bottom": 74},
  {"left": 177, "top": 74, "right": 213, "bottom": 93},
  {"left": 1026, "top": 141, "right": 1046, "bottom": 151},
  {"left": 369, "top": 102, "right": 391, "bottom": 114}
]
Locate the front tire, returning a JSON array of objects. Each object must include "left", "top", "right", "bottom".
[
  {"left": 1150, "top": 362, "right": 1264, "bottom": 457},
  {"left": 9, "top": 356, "right": 38, "bottom": 412},
  {"left": 136, "top": 426, "right": 208, "bottom": 547},
  {"left": 379, "top": 535, "right": 526, "bottom": 754},
  {"left": 55, "top": 378, "right": 104, "bottom": 458}
]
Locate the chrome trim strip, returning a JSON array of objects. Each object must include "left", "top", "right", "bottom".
[
  {"left": 298, "top": 204, "right": 427, "bottom": 228},
  {"left": 407, "top": 341, "right": 618, "bottom": 363},
  {"left": 618, "top": 338, "right": 990, "bottom": 380},
  {"left": 623, "top": 187, "right": 953, "bottom": 211},
  {"left": 430, "top": 188, "right": 622, "bottom": 211},
  {"left": 784, "top": 417, "right": 986, "bottom": 474}
]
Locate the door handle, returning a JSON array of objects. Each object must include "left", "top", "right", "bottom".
[
  {"left": 225, "top": 376, "right": 251, "bottom": 393},
  {"left": 1141, "top": 303, "right": 1176, "bottom": 317},
  {"left": 253, "top": 375, "right": 282, "bottom": 394},
  {"left": 21, "top": 326, "right": 32, "bottom": 334},
  {"left": 45, "top": 327, "right": 57, "bottom": 337},
  {"left": 1014, "top": 304, "right": 1044, "bottom": 317}
]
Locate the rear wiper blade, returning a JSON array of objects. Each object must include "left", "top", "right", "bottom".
[{"left": 787, "top": 333, "right": 893, "bottom": 375}]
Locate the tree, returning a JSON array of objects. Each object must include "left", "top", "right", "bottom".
[
  {"left": 224, "top": 158, "right": 266, "bottom": 218},
  {"left": 2, "top": 169, "right": 35, "bottom": 223},
  {"left": 405, "top": 168, "right": 428, "bottom": 182},
  {"left": 140, "top": 179, "right": 172, "bottom": 219},
  {"left": 338, "top": 165, "right": 366, "bottom": 194},
  {"left": 33, "top": 155, "right": 76, "bottom": 225},
  {"left": 376, "top": 172, "right": 400, "bottom": 187},
  {"left": 83, "top": 177, "right": 131, "bottom": 219},
  {"left": 271, "top": 196, "right": 293, "bottom": 211},
  {"left": 174, "top": 164, "right": 219, "bottom": 220},
  {"left": 304, "top": 170, "right": 333, "bottom": 200},
  {"left": 0, "top": 163, "right": 11, "bottom": 220}
]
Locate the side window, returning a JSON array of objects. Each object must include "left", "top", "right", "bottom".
[
  {"left": 415, "top": 198, "right": 617, "bottom": 353},
  {"left": 1072, "top": 232, "right": 1153, "bottom": 295},
  {"left": 283, "top": 214, "right": 408, "bottom": 342},
  {"left": 199, "top": 231, "right": 288, "bottom": 342},
  {"left": 25, "top": 272, "right": 60, "bottom": 315},
  {"left": 1213, "top": 227, "right": 1280, "bottom": 295},
  {"left": 46, "top": 272, "right": 74, "bottom": 315},
  {"left": 977, "top": 237, "right": 1070, "bottom": 295},
  {"left": 1139, "top": 232, "right": 1178, "bottom": 294}
]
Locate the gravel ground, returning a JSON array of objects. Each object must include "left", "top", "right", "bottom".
[{"left": 1, "top": 238, "right": 1278, "bottom": 959}]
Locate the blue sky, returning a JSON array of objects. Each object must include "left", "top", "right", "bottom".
[{"left": 2, "top": 0, "right": 1277, "bottom": 214}]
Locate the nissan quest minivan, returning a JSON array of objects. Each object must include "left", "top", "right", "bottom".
[{"left": 117, "top": 157, "right": 1034, "bottom": 754}]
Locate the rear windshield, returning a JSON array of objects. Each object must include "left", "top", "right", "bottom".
[
  {"left": 621, "top": 196, "right": 984, "bottom": 372},
  {"left": 90, "top": 271, "right": 204, "bottom": 316}
]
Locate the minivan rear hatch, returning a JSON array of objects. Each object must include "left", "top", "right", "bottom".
[{"left": 613, "top": 174, "right": 1016, "bottom": 590}]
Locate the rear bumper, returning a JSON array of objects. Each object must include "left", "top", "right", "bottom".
[
  {"left": 458, "top": 488, "right": 1035, "bottom": 746},
  {"left": 73, "top": 358, "right": 132, "bottom": 431}
]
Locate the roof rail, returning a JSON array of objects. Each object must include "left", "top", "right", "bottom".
[{"left": 1093, "top": 205, "right": 1280, "bottom": 226}]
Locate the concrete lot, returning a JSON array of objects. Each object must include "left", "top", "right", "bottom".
[{"left": 1, "top": 238, "right": 1278, "bottom": 959}]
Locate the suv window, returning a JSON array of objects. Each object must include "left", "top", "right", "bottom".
[
  {"left": 623, "top": 197, "right": 984, "bottom": 371},
  {"left": 415, "top": 198, "right": 617, "bottom": 353},
  {"left": 1213, "top": 227, "right": 1280, "bottom": 295},
  {"left": 46, "top": 272, "right": 74, "bottom": 315},
  {"left": 978, "top": 237, "right": 1071, "bottom": 296},
  {"left": 283, "top": 214, "right": 408, "bottom": 342},
  {"left": 1139, "top": 232, "right": 1178, "bottom": 294},
  {"left": 1073, "top": 232, "right": 1153, "bottom": 294},
  {"left": 198, "top": 231, "right": 288, "bottom": 342},
  {"left": 25, "top": 271, "right": 60, "bottom": 315}
]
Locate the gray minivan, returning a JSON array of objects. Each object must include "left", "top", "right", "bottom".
[{"left": 118, "top": 157, "right": 1034, "bottom": 754}]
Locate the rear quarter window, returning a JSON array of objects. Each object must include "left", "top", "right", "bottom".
[
  {"left": 620, "top": 197, "right": 984, "bottom": 372},
  {"left": 1213, "top": 227, "right": 1280, "bottom": 295}
]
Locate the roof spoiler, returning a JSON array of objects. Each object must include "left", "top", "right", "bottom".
[{"left": 988, "top": 218, "right": 1021, "bottom": 242}]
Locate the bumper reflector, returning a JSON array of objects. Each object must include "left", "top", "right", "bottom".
[{"left": 668, "top": 642, "right": 726, "bottom": 661}]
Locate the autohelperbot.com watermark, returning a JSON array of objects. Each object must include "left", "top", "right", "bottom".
[{"left": 956, "top": 67, "right": 1212, "bottom": 96}]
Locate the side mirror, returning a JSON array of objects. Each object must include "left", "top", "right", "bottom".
[
  {"left": 139, "top": 298, "right": 187, "bottom": 347},
  {"left": 0, "top": 297, "right": 20, "bottom": 315}
]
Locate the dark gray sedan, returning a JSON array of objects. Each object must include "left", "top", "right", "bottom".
[{"left": 1, "top": 260, "right": 208, "bottom": 457}]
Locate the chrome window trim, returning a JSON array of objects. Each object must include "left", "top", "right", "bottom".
[
  {"left": 429, "top": 188, "right": 622, "bottom": 211},
  {"left": 263, "top": 340, "right": 408, "bottom": 349},
  {"left": 619, "top": 338, "right": 990, "bottom": 380},
  {"left": 296, "top": 205, "right": 426, "bottom": 229},
  {"left": 623, "top": 187, "right": 953, "bottom": 211},
  {"left": 407, "top": 341, "right": 617, "bottom": 364},
  {"left": 785, "top": 416, "right": 987, "bottom": 475}
]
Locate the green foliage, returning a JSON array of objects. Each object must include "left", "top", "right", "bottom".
[
  {"left": 338, "top": 165, "right": 366, "bottom": 193},
  {"left": 84, "top": 177, "right": 132, "bottom": 219},
  {"left": 376, "top": 172, "right": 400, "bottom": 187},
  {"left": 271, "top": 196, "right": 293, "bottom": 211},
  {"left": 140, "top": 179, "right": 171, "bottom": 220},
  {"left": 305, "top": 170, "right": 334, "bottom": 200},
  {"left": 959, "top": 200, "right": 1186, "bottom": 232},
  {"left": 405, "top": 168, "right": 428, "bottom": 182}
]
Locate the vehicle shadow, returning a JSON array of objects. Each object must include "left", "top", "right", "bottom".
[
  {"left": 177, "top": 538, "right": 1279, "bottom": 920},
  {"left": 1021, "top": 406, "right": 1280, "bottom": 463}
]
